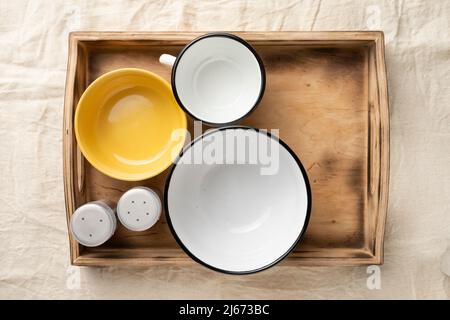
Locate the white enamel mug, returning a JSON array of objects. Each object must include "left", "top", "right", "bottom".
[{"left": 160, "top": 33, "right": 265, "bottom": 126}]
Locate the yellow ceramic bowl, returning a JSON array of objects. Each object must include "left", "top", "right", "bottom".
[{"left": 75, "top": 68, "right": 187, "bottom": 181}]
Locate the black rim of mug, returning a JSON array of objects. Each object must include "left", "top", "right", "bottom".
[{"left": 170, "top": 33, "right": 266, "bottom": 127}]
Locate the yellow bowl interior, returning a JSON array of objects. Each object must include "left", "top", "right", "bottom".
[{"left": 75, "top": 68, "right": 187, "bottom": 181}]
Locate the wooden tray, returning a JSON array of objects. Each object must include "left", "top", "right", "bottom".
[{"left": 63, "top": 32, "right": 389, "bottom": 267}]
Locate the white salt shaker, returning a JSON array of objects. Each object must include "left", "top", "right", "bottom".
[
  {"left": 70, "top": 201, "right": 117, "bottom": 247},
  {"left": 117, "top": 187, "right": 162, "bottom": 232}
]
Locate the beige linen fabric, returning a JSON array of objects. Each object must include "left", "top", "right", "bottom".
[{"left": 0, "top": 0, "right": 449, "bottom": 299}]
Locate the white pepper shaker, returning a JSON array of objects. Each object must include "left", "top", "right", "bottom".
[
  {"left": 117, "top": 187, "right": 162, "bottom": 232},
  {"left": 70, "top": 201, "right": 117, "bottom": 247}
]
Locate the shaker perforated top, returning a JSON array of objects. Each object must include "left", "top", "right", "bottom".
[
  {"left": 70, "top": 201, "right": 117, "bottom": 247},
  {"left": 117, "top": 187, "right": 161, "bottom": 232}
]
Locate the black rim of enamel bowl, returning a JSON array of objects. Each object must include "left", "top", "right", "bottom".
[{"left": 164, "top": 126, "right": 312, "bottom": 275}]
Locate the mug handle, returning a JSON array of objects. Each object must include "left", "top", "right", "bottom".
[{"left": 159, "top": 54, "right": 176, "bottom": 67}]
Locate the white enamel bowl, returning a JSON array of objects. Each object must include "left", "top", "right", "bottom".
[
  {"left": 165, "top": 127, "right": 311, "bottom": 274},
  {"left": 169, "top": 33, "right": 265, "bottom": 125}
]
